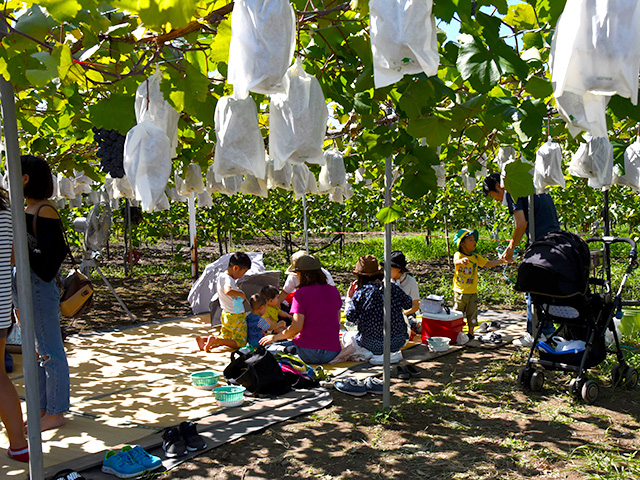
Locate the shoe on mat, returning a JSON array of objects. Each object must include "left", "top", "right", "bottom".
[
  {"left": 102, "top": 450, "right": 147, "bottom": 478},
  {"left": 487, "top": 321, "right": 502, "bottom": 332},
  {"left": 476, "top": 322, "right": 490, "bottom": 333},
  {"left": 479, "top": 332, "right": 503, "bottom": 344},
  {"left": 334, "top": 378, "right": 367, "bottom": 397},
  {"left": 162, "top": 426, "right": 187, "bottom": 458},
  {"left": 121, "top": 445, "right": 162, "bottom": 472},
  {"left": 364, "top": 377, "right": 384, "bottom": 394},
  {"left": 370, "top": 350, "right": 403, "bottom": 366},
  {"left": 179, "top": 421, "right": 207, "bottom": 452},
  {"left": 7, "top": 445, "right": 29, "bottom": 463},
  {"left": 512, "top": 332, "right": 546, "bottom": 347},
  {"left": 391, "top": 365, "right": 410, "bottom": 380},
  {"left": 404, "top": 364, "right": 420, "bottom": 378},
  {"left": 51, "top": 469, "right": 86, "bottom": 480}
]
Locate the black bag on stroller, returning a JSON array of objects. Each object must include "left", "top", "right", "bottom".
[{"left": 514, "top": 230, "right": 638, "bottom": 404}]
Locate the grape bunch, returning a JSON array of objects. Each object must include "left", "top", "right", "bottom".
[{"left": 93, "top": 127, "right": 125, "bottom": 178}]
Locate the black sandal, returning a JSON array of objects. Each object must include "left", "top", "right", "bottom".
[
  {"left": 404, "top": 364, "right": 420, "bottom": 378},
  {"left": 50, "top": 469, "right": 87, "bottom": 480}
]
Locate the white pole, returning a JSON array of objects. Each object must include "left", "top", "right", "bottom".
[
  {"left": 188, "top": 193, "right": 198, "bottom": 280},
  {"left": 383, "top": 154, "right": 392, "bottom": 408},
  {"left": 1, "top": 63, "right": 45, "bottom": 478},
  {"left": 302, "top": 194, "right": 309, "bottom": 253}
]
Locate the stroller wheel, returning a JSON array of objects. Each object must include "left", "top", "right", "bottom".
[
  {"left": 623, "top": 367, "right": 638, "bottom": 390},
  {"left": 530, "top": 371, "right": 544, "bottom": 392},
  {"left": 518, "top": 367, "right": 533, "bottom": 388},
  {"left": 581, "top": 380, "right": 599, "bottom": 404}
]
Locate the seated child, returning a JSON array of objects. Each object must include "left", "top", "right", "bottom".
[
  {"left": 452, "top": 229, "right": 506, "bottom": 337},
  {"left": 196, "top": 252, "right": 251, "bottom": 352},
  {"left": 246, "top": 294, "right": 272, "bottom": 347},
  {"left": 260, "top": 285, "right": 292, "bottom": 327}
]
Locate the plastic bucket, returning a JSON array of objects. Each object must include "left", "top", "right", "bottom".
[{"left": 621, "top": 308, "right": 640, "bottom": 339}]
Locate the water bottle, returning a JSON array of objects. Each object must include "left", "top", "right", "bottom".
[{"left": 233, "top": 296, "right": 245, "bottom": 314}]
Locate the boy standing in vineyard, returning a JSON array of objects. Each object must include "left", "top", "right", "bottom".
[{"left": 452, "top": 229, "right": 506, "bottom": 337}]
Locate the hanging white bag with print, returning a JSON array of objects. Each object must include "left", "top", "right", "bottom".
[
  {"left": 213, "top": 94, "right": 266, "bottom": 180},
  {"left": 318, "top": 149, "right": 347, "bottom": 193},
  {"left": 613, "top": 137, "right": 640, "bottom": 191},
  {"left": 266, "top": 157, "right": 293, "bottom": 190},
  {"left": 586, "top": 136, "right": 613, "bottom": 189},
  {"left": 534, "top": 138, "right": 565, "bottom": 193},
  {"left": 369, "top": 0, "right": 439, "bottom": 89},
  {"left": 227, "top": 0, "right": 295, "bottom": 98},
  {"left": 269, "top": 59, "right": 328, "bottom": 170},
  {"left": 123, "top": 118, "right": 172, "bottom": 211},
  {"left": 134, "top": 69, "right": 180, "bottom": 158}
]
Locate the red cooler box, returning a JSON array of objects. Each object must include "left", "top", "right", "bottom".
[{"left": 422, "top": 309, "right": 465, "bottom": 344}]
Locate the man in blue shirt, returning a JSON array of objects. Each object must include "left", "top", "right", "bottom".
[{"left": 483, "top": 173, "right": 561, "bottom": 345}]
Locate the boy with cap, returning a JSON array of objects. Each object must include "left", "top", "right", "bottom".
[{"left": 452, "top": 229, "right": 506, "bottom": 337}]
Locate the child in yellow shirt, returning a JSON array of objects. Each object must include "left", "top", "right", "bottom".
[
  {"left": 260, "top": 285, "right": 292, "bottom": 327},
  {"left": 452, "top": 229, "right": 506, "bottom": 337}
]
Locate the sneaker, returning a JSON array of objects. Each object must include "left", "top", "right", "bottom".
[
  {"left": 487, "top": 321, "right": 502, "bottom": 331},
  {"left": 162, "top": 427, "right": 187, "bottom": 458},
  {"left": 179, "top": 421, "right": 206, "bottom": 452},
  {"left": 479, "top": 332, "right": 503, "bottom": 344},
  {"left": 121, "top": 446, "right": 162, "bottom": 472},
  {"left": 102, "top": 450, "right": 146, "bottom": 478},
  {"left": 364, "top": 377, "right": 384, "bottom": 394},
  {"left": 370, "top": 350, "right": 403, "bottom": 366},
  {"left": 512, "top": 333, "right": 546, "bottom": 347},
  {"left": 477, "top": 322, "right": 490, "bottom": 333},
  {"left": 334, "top": 378, "right": 367, "bottom": 396}
]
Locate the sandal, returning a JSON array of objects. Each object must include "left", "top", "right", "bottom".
[
  {"left": 50, "top": 469, "right": 87, "bottom": 480},
  {"left": 404, "top": 364, "right": 420, "bottom": 378},
  {"left": 391, "top": 366, "right": 410, "bottom": 380}
]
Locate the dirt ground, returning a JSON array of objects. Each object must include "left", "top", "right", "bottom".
[{"left": 66, "top": 240, "right": 640, "bottom": 479}]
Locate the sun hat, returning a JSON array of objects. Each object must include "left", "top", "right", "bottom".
[
  {"left": 453, "top": 229, "right": 478, "bottom": 253},
  {"left": 285, "top": 250, "right": 308, "bottom": 274},
  {"left": 389, "top": 251, "right": 408, "bottom": 272},
  {"left": 352, "top": 255, "right": 383, "bottom": 276},
  {"left": 292, "top": 254, "right": 322, "bottom": 272}
]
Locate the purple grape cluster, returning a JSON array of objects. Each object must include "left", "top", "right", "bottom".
[{"left": 93, "top": 127, "right": 125, "bottom": 178}]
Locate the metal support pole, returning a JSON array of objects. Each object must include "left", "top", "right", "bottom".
[
  {"left": 1, "top": 63, "right": 45, "bottom": 479},
  {"left": 188, "top": 193, "right": 198, "bottom": 281},
  {"left": 383, "top": 154, "right": 392, "bottom": 409},
  {"left": 528, "top": 194, "right": 538, "bottom": 337},
  {"left": 302, "top": 194, "right": 309, "bottom": 253},
  {"left": 124, "top": 199, "right": 131, "bottom": 276},
  {"left": 603, "top": 189, "right": 611, "bottom": 286}
]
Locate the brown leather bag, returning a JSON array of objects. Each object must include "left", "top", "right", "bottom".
[{"left": 33, "top": 205, "right": 94, "bottom": 318}]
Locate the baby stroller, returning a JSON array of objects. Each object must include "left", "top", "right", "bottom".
[{"left": 514, "top": 230, "right": 638, "bottom": 404}]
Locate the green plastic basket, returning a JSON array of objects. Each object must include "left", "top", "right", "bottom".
[
  {"left": 213, "top": 385, "right": 246, "bottom": 407},
  {"left": 190, "top": 371, "right": 220, "bottom": 390}
]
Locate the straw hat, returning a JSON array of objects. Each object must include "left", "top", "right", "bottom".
[
  {"left": 352, "top": 255, "right": 383, "bottom": 276},
  {"left": 285, "top": 250, "right": 308, "bottom": 274},
  {"left": 292, "top": 254, "right": 321, "bottom": 272}
]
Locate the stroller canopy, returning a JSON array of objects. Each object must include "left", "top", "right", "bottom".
[{"left": 515, "top": 231, "right": 590, "bottom": 297}]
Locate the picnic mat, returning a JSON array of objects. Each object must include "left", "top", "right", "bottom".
[
  {"left": 2, "top": 309, "right": 526, "bottom": 478},
  {"left": 1, "top": 314, "right": 332, "bottom": 479}
]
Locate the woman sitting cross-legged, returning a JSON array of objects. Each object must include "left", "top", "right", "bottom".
[
  {"left": 331, "top": 255, "right": 413, "bottom": 364},
  {"left": 259, "top": 254, "right": 342, "bottom": 364}
]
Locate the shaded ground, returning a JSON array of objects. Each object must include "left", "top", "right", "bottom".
[{"left": 66, "top": 240, "right": 640, "bottom": 479}]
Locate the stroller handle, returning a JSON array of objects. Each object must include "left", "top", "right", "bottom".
[{"left": 586, "top": 236, "right": 637, "bottom": 255}]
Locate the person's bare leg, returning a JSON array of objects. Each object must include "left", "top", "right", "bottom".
[
  {"left": 205, "top": 337, "right": 239, "bottom": 352},
  {"left": 329, "top": 344, "right": 356, "bottom": 364},
  {"left": 196, "top": 336, "right": 208, "bottom": 351},
  {"left": 38, "top": 413, "right": 66, "bottom": 432},
  {"left": 0, "top": 339, "right": 28, "bottom": 452}
]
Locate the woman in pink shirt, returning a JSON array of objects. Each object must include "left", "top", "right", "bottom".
[{"left": 260, "top": 254, "right": 342, "bottom": 364}]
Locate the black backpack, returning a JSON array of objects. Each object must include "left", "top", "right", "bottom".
[{"left": 223, "top": 346, "right": 291, "bottom": 396}]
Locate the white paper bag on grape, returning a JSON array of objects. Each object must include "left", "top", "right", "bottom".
[
  {"left": 182, "top": 163, "right": 205, "bottom": 194},
  {"left": 166, "top": 186, "right": 187, "bottom": 203},
  {"left": 87, "top": 190, "right": 101, "bottom": 206},
  {"left": 269, "top": 59, "right": 328, "bottom": 170},
  {"left": 73, "top": 172, "right": 94, "bottom": 195},
  {"left": 240, "top": 174, "right": 268, "bottom": 197},
  {"left": 197, "top": 190, "right": 213, "bottom": 208},
  {"left": 266, "top": 157, "right": 292, "bottom": 190},
  {"left": 369, "top": 0, "right": 439, "bottom": 88},
  {"left": 213, "top": 94, "right": 266, "bottom": 180},
  {"left": 228, "top": 0, "right": 295, "bottom": 98},
  {"left": 51, "top": 173, "right": 59, "bottom": 200},
  {"left": 206, "top": 164, "right": 225, "bottom": 194},
  {"left": 123, "top": 119, "right": 172, "bottom": 211},
  {"left": 221, "top": 175, "right": 243, "bottom": 195},
  {"left": 613, "top": 137, "right": 640, "bottom": 191},
  {"left": 57, "top": 173, "right": 75, "bottom": 199},
  {"left": 318, "top": 149, "right": 347, "bottom": 193},
  {"left": 292, "top": 163, "right": 318, "bottom": 198},
  {"left": 112, "top": 175, "right": 135, "bottom": 200},
  {"left": 534, "top": 138, "right": 565, "bottom": 193},
  {"left": 135, "top": 69, "right": 180, "bottom": 158}
]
